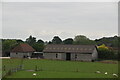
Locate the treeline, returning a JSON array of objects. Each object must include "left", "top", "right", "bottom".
[
  {"left": 1, "top": 35, "right": 120, "bottom": 60},
  {"left": 2, "top": 35, "right": 96, "bottom": 53}
]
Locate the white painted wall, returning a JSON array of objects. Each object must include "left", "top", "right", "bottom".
[
  {"left": 10, "top": 52, "right": 32, "bottom": 58},
  {"left": 92, "top": 48, "right": 98, "bottom": 60}
]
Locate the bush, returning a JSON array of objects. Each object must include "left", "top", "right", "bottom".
[{"left": 98, "top": 48, "right": 117, "bottom": 60}]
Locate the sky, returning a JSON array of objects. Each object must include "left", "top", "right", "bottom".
[{"left": 2, "top": 2, "right": 118, "bottom": 41}]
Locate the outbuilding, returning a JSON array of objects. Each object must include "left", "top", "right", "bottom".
[
  {"left": 10, "top": 43, "right": 35, "bottom": 58},
  {"left": 43, "top": 44, "right": 98, "bottom": 61}
]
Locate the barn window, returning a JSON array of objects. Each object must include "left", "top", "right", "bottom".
[
  {"left": 56, "top": 54, "right": 58, "bottom": 58},
  {"left": 75, "top": 54, "right": 77, "bottom": 59}
]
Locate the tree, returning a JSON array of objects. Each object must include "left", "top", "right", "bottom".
[
  {"left": 37, "top": 39, "right": 44, "bottom": 44},
  {"left": 63, "top": 38, "right": 73, "bottom": 44},
  {"left": 48, "top": 41, "right": 52, "bottom": 44},
  {"left": 95, "top": 36, "right": 119, "bottom": 47},
  {"left": 16, "top": 39, "right": 24, "bottom": 44},
  {"left": 97, "top": 44, "right": 115, "bottom": 60},
  {"left": 51, "top": 36, "right": 62, "bottom": 44},
  {"left": 74, "top": 35, "right": 95, "bottom": 45},
  {"left": 2, "top": 39, "right": 18, "bottom": 52},
  {"left": 97, "top": 44, "right": 109, "bottom": 49},
  {"left": 32, "top": 43, "right": 44, "bottom": 52},
  {"left": 26, "top": 35, "right": 36, "bottom": 45}
]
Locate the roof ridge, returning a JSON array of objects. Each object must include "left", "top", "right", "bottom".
[{"left": 47, "top": 44, "right": 95, "bottom": 46}]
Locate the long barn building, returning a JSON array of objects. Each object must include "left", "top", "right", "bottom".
[{"left": 43, "top": 44, "right": 98, "bottom": 61}]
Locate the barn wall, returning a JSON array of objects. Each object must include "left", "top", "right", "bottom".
[
  {"left": 92, "top": 48, "right": 98, "bottom": 60},
  {"left": 10, "top": 52, "right": 32, "bottom": 58},
  {"left": 61, "top": 53, "right": 66, "bottom": 60},
  {"left": 44, "top": 53, "right": 66, "bottom": 60},
  {"left": 71, "top": 53, "right": 92, "bottom": 61},
  {"left": 44, "top": 53, "right": 56, "bottom": 59}
]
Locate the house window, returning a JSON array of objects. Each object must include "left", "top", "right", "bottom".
[
  {"left": 16, "top": 53, "right": 18, "bottom": 54},
  {"left": 56, "top": 54, "right": 58, "bottom": 58},
  {"left": 75, "top": 54, "right": 77, "bottom": 59}
]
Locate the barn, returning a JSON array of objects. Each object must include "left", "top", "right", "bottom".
[
  {"left": 43, "top": 44, "right": 98, "bottom": 61},
  {"left": 10, "top": 43, "right": 35, "bottom": 58}
]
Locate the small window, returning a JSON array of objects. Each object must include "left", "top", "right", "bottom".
[
  {"left": 56, "top": 54, "right": 58, "bottom": 58},
  {"left": 75, "top": 54, "right": 77, "bottom": 59},
  {"left": 16, "top": 53, "right": 18, "bottom": 54}
]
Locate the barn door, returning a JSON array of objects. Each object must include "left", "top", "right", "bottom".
[{"left": 66, "top": 53, "right": 71, "bottom": 60}]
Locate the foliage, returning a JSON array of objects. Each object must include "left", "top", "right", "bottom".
[
  {"left": 97, "top": 45, "right": 117, "bottom": 60},
  {"left": 51, "top": 36, "right": 62, "bottom": 44},
  {"left": 73, "top": 35, "right": 95, "bottom": 45},
  {"left": 32, "top": 43, "right": 44, "bottom": 52},
  {"left": 16, "top": 39, "right": 24, "bottom": 44},
  {"left": 2, "top": 39, "right": 18, "bottom": 52},
  {"left": 37, "top": 39, "right": 44, "bottom": 44},
  {"left": 97, "top": 44, "right": 109, "bottom": 49},
  {"left": 26, "top": 36, "right": 45, "bottom": 52},
  {"left": 26, "top": 35, "right": 36, "bottom": 45},
  {"left": 63, "top": 38, "right": 73, "bottom": 44},
  {"left": 95, "top": 36, "right": 119, "bottom": 47}
]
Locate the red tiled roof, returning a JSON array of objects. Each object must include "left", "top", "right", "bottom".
[{"left": 11, "top": 43, "right": 35, "bottom": 53}]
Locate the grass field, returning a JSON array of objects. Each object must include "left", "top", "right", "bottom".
[{"left": 2, "top": 59, "right": 118, "bottom": 78}]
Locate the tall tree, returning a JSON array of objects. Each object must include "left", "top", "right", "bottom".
[
  {"left": 2, "top": 39, "right": 18, "bottom": 52},
  {"left": 74, "top": 35, "right": 95, "bottom": 45},
  {"left": 52, "top": 36, "right": 62, "bottom": 44},
  {"left": 63, "top": 38, "right": 73, "bottom": 44},
  {"left": 37, "top": 39, "right": 44, "bottom": 44},
  {"left": 26, "top": 35, "right": 36, "bottom": 45},
  {"left": 32, "top": 43, "right": 44, "bottom": 52}
]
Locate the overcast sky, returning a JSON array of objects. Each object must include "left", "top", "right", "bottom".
[{"left": 2, "top": 2, "right": 118, "bottom": 41}]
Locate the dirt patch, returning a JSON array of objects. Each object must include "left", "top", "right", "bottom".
[{"left": 98, "top": 60, "right": 118, "bottom": 64}]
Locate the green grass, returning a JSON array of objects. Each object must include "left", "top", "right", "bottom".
[{"left": 2, "top": 59, "right": 118, "bottom": 78}]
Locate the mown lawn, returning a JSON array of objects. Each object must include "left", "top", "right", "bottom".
[{"left": 2, "top": 59, "right": 118, "bottom": 78}]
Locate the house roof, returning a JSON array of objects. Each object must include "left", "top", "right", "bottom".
[
  {"left": 43, "top": 44, "right": 96, "bottom": 53},
  {"left": 11, "top": 43, "right": 35, "bottom": 53}
]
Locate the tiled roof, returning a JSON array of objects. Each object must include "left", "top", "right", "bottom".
[
  {"left": 11, "top": 43, "right": 35, "bottom": 53},
  {"left": 43, "top": 44, "right": 96, "bottom": 53}
]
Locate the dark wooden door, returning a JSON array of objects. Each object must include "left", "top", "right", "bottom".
[{"left": 66, "top": 53, "right": 71, "bottom": 60}]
